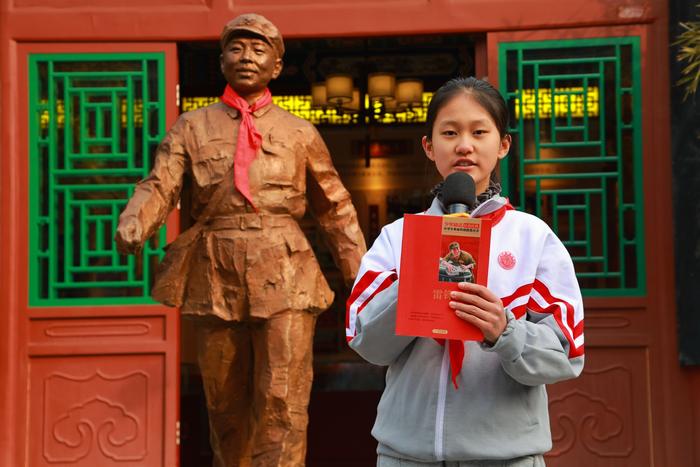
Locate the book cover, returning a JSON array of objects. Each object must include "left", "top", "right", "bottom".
[{"left": 396, "top": 214, "right": 492, "bottom": 340}]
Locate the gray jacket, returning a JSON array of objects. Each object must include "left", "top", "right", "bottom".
[{"left": 348, "top": 197, "right": 584, "bottom": 461}]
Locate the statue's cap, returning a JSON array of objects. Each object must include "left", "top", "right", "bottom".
[
  {"left": 449, "top": 242, "right": 460, "bottom": 249},
  {"left": 220, "top": 14, "right": 285, "bottom": 58}
]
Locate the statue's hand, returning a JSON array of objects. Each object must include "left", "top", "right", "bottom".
[{"left": 115, "top": 216, "right": 144, "bottom": 255}]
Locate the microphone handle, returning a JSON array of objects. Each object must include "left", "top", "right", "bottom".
[{"left": 447, "top": 203, "right": 470, "bottom": 214}]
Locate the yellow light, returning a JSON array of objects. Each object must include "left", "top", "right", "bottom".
[
  {"left": 180, "top": 92, "right": 434, "bottom": 125},
  {"left": 39, "top": 98, "right": 144, "bottom": 130},
  {"left": 120, "top": 98, "right": 143, "bottom": 128},
  {"left": 395, "top": 79, "right": 423, "bottom": 108},
  {"left": 514, "top": 87, "right": 599, "bottom": 119},
  {"left": 181, "top": 96, "right": 218, "bottom": 113},
  {"left": 368, "top": 73, "right": 396, "bottom": 101},
  {"left": 342, "top": 88, "right": 361, "bottom": 113},
  {"left": 311, "top": 83, "right": 327, "bottom": 108},
  {"left": 383, "top": 97, "right": 398, "bottom": 112},
  {"left": 325, "top": 74, "right": 353, "bottom": 106}
]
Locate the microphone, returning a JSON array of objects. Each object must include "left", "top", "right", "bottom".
[{"left": 442, "top": 172, "right": 476, "bottom": 214}]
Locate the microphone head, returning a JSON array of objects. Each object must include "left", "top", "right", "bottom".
[{"left": 442, "top": 172, "right": 476, "bottom": 213}]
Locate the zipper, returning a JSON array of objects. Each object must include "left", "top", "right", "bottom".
[{"left": 434, "top": 344, "right": 449, "bottom": 460}]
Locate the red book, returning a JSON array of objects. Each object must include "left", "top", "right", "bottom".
[{"left": 396, "top": 214, "right": 492, "bottom": 340}]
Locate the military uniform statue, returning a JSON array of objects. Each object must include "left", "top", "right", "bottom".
[{"left": 115, "top": 14, "right": 366, "bottom": 467}]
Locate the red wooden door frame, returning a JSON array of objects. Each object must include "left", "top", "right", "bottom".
[{"left": 2, "top": 41, "right": 180, "bottom": 467}]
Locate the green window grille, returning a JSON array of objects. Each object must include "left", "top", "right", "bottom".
[
  {"left": 499, "top": 37, "right": 645, "bottom": 296},
  {"left": 28, "top": 53, "right": 168, "bottom": 306}
]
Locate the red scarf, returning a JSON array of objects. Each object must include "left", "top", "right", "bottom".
[
  {"left": 436, "top": 202, "right": 514, "bottom": 390},
  {"left": 220, "top": 85, "right": 273, "bottom": 210},
  {"left": 435, "top": 339, "right": 465, "bottom": 389}
]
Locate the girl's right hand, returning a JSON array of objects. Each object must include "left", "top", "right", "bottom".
[{"left": 449, "top": 281, "right": 507, "bottom": 345}]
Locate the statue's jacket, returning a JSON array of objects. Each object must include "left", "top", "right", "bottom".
[{"left": 120, "top": 101, "right": 366, "bottom": 321}]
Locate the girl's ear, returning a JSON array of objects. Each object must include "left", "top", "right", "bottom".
[
  {"left": 422, "top": 136, "right": 435, "bottom": 161},
  {"left": 498, "top": 134, "right": 512, "bottom": 160}
]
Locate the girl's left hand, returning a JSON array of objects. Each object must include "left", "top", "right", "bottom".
[{"left": 449, "top": 282, "right": 507, "bottom": 345}]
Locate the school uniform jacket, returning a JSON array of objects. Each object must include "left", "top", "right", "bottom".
[{"left": 346, "top": 196, "right": 584, "bottom": 462}]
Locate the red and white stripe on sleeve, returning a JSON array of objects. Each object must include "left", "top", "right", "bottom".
[
  {"left": 345, "top": 222, "right": 401, "bottom": 343},
  {"left": 528, "top": 279, "right": 584, "bottom": 358},
  {"left": 501, "top": 282, "right": 535, "bottom": 320},
  {"left": 500, "top": 279, "right": 584, "bottom": 358},
  {"left": 346, "top": 269, "right": 397, "bottom": 342}
]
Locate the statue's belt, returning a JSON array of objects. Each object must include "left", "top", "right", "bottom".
[{"left": 200, "top": 213, "right": 296, "bottom": 231}]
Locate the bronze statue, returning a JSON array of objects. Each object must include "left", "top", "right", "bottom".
[{"left": 115, "top": 13, "right": 366, "bottom": 467}]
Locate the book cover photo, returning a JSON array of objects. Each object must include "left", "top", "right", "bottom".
[{"left": 396, "top": 214, "right": 492, "bottom": 341}]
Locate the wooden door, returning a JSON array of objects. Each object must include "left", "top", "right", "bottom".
[
  {"left": 488, "top": 26, "right": 692, "bottom": 466},
  {"left": 14, "top": 43, "right": 180, "bottom": 467}
]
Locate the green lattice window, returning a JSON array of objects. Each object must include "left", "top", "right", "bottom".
[
  {"left": 499, "top": 37, "right": 645, "bottom": 296},
  {"left": 28, "top": 53, "right": 168, "bottom": 306}
]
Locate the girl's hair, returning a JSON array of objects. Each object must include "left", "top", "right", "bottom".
[{"left": 425, "top": 76, "right": 509, "bottom": 141}]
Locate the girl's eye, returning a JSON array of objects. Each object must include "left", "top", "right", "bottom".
[
  {"left": 442, "top": 130, "right": 457, "bottom": 136},
  {"left": 473, "top": 129, "right": 487, "bottom": 136}
]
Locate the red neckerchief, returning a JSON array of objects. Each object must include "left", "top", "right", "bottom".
[
  {"left": 220, "top": 85, "right": 273, "bottom": 210},
  {"left": 436, "top": 201, "right": 514, "bottom": 389}
]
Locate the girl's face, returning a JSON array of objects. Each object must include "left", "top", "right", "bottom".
[{"left": 422, "top": 92, "right": 511, "bottom": 194}]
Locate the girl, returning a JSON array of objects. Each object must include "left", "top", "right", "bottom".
[{"left": 346, "top": 77, "right": 584, "bottom": 466}]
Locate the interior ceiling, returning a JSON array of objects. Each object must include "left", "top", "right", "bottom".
[{"left": 178, "top": 34, "right": 476, "bottom": 97}]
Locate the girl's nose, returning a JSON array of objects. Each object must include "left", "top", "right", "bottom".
[{"left": 455, "top": 137, "right": 474, "bottom": 154}]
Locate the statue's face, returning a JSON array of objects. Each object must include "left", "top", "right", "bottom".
[
  {"left": 220, "top": 34, "right": 282, "bottom": 97},
  {"left": 450, "top": 246, "right": 460, "bottom": 256}
]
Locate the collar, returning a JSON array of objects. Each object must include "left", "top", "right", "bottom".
[
  {"left": 222, "top": 101, "right": 274, "bottom": 120},
  {"left": 425, "top": 196, "right": 513, "bottom": 226}
]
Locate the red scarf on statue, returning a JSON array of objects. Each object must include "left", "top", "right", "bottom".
[{"left": 220, "top": 85, "right": 273, "bottom": 210}]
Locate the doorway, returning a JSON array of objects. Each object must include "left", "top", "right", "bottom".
[{"left": 175, "top": 34, "right": 477, "bottom": 466}]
